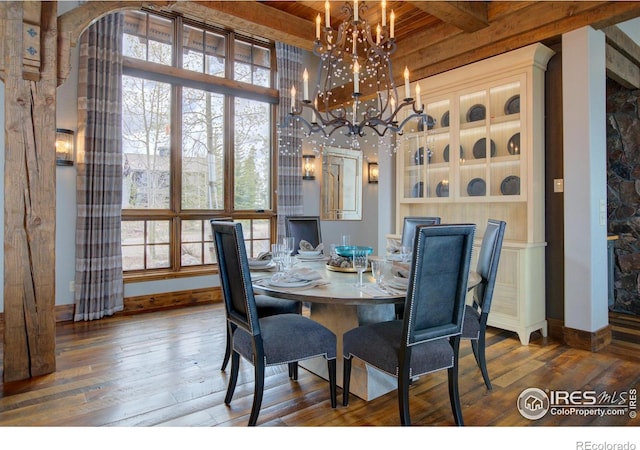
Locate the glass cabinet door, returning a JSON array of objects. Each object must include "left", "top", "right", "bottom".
[
  {"left": 424, "top": 99, "right": 451, "bottom": 199},
  {"left": 457, "top": 80, "right": 522, "bottom": 200},
  {"left": 488, "top": 81, "right": 522, "bottom": 198},
  {"left": 398, "top": 98, "right": 452, "bottom": 201},
  {"left": 400, "top": 133, "right": 427, "bottom": 200},
  {"left": 459, "top": 89, "right": 489, "bottom": 199}
]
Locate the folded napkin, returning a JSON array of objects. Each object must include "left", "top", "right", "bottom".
[
  {"left": 299, "top": 240, "right": 324, "bottom": 252},
  {"left": 248, "top": 252, "right": 274, "bottom": 269},
  {"left": 386, "top": 238, "right": 402, "bottom": 254}
]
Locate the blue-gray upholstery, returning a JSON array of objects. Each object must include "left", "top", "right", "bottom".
[
  {"left": 396, "top": 217, "right": 442, "bottom": 320},
  {"left": 285, "top": 216, "right": 322, "bottom": 254},
  {"left": 209, "top": 219, "right": 301, "bottom": 371},
  {"left": 461, "top": 219, "right": 506, "bottom": 391},
  {"left": 342, "top": 224, "right": 476, "bottom": 426},
  {"left": 211, "top": 221, "right": 337, "bottom": 426},
  {"left": 400, "top": 216, "right": 441, "bottom": 248}
]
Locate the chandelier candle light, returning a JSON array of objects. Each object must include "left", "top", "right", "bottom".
[{"left": 285, "top": 0, "right": 428, "bottom": 142}]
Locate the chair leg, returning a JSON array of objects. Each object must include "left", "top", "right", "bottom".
[
  {"left": 342, "top": 357, "right": 352, "bottom": 406},
  {"left": 327, "top": 358, "right": 337, "bottom": 408},
  {"left": 398, "top": 371, "right": 411, "bottom": 426},
  {"left": 221, "top": 326, "right": 232, "bottom": 371},
  {"left": 448, "top": 337, "right": 464, "bottom": 426},
  {"left": 224, "top": 351, "right": 240, "bottom": 405},
  {"left": 288, "top": 362, "right": 299, "bottom": 380},
  {"left": 248, "top": 360, "right": 265, "bottom": 426},
  {"left": 474, "top": 331, "right": 492, "bottom": 391}
]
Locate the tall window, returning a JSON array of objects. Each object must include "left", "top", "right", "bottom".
[{"left": 120, "top": 10, "right": 276, "bottom": 276}]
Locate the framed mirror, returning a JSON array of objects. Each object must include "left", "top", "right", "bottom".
[{"left": 321, "top": 146, "right": 362, "bottom": 220}]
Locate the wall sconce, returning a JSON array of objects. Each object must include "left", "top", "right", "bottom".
[
  {"left": 55, "top": 128, "right": 75, "bottom": 166},
  {"left": 368, "top": 162, "right": 379, "bottom": 184},
  {"left": 302, "top": 154, "right": 316, "bottom": 180}
]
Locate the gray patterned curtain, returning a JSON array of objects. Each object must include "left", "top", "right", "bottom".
[
  {"left": 74, "top": 13, "right": 124, "bottom": 321},
  {"left": 276, "top": 43, "right": 304, "bottom": 240}
]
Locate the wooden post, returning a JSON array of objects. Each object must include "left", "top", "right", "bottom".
[{"left": 2, "top": 0, "right": 57, "bottom": 382}]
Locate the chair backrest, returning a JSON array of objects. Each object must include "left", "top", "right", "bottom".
[
  {"left": 402, "top": 224, "right": 475, "bottom": 346},
  {"left": 400, "top": 216, "right": 441, "bottom": 248},
  {"left": 210, "top": 221, "right": 260, "bottom": 337},
  {"left": 474, "top": 219, "right": 506, "bottom": 314},
  {"left": 285, "top": 216, "right": 322, "bottom": 254}
]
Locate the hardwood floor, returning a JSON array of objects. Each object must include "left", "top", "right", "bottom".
[{"left": 1, "top": 303, "right": 639, "bottom": 430}]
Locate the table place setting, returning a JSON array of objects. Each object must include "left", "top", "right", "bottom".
[
  {"left": 360, "top": 283, "right": 405, "bottom": 298},
  {"left": 296, "top": 241, "right": 328, "bottom": 261},
  {"left": 248, "top": 252, "right": 277, "bottom": 271},
  {"left": 385, "top": 238, "right": 412, "bottom": 263},
  {"left": 386, "top": 276, "right": 409, "bottom": 292},
  {"left": 355, "top": 257, "right": 407, "bottom": 298},
  {"left": 253, "top": 267, "right": 330, "bottom": 291}
]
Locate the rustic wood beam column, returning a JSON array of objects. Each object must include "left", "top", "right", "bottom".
[
  {"left": 2, "top": 0, "right": 57, "bottom": 382},
  {"left": 603, "top": 25, "right": 640, "bottom": 89}
]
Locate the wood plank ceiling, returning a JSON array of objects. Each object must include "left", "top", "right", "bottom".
[{"left": 165, "top": 1, "right": 640, "bottom": 83}]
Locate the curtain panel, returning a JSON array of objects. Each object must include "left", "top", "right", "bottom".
[
  {"left": 74, "top": 13, "right": 124, "bottom": 321},
  {"left": 276, "top": 43, "right": 304, "bottom": 240}
]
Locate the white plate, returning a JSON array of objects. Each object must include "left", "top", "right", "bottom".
[
  {"left": 296, "top": 254, "right": 326, "bottom": 261},
  {"left": 268, "top": 279, "right": 313, "bottom": 288},
  {"left": 387, "top": 279, "right": 408, "bottom": 290},
  {"left": 298, "top": 250, "right": 322, "bottom": 257},
  {"left": 393, "top": 275, "right": 409, "bottom": 285}
]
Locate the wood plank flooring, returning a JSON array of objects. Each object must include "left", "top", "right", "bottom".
[{"left": 1, "top": 303, "right": 639, "bottom": 429}]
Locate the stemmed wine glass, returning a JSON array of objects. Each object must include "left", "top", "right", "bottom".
[
  {"left": 271, "top": 243, "right": 285, "bottom": 272},
  {"left": 352, "top": 248, "right": 368, "bottom": 288},
  {"left": 283, "top": 236, "right": 295, "bottom": 256}
]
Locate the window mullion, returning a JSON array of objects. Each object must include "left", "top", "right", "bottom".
[{"left": 171, "top": 16, "right": 183, "bottom": 271}]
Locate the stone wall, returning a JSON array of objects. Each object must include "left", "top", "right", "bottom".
[{"left": 606, "top": 78, "right": 640, "bottom": 315}]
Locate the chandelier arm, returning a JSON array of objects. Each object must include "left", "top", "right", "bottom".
[
  {"left": 282, "top": 113, "right": 328, "bottom": 137},
  {"left": 395, "top": 110, "right": 427, "bottom": 132}
]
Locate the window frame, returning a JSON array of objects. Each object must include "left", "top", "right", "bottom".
[{"left": 121, "top": 10, "right": 279, "bottom": 282}]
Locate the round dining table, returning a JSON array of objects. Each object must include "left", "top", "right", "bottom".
[{"left": 251, "top": 258, "right": 481, "bottom": 401}]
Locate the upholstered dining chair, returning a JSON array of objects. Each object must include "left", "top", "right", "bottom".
[
  {"left": 285, "top": 216, "right": 322, "bottom": 254},
  {"left": 395, "top": 217, "right": 442, "bottom": 319},
  {"left": 211, "top": 221, "right": 337, "bottom": 426},
  {"left": 462, "top": 219, "right": 506, "bottom": 391},
  {"left": 400, "top": 216, "right": 441, "bottom": 249},
  {"left": 343, "top": 223, "right": 475, "bottom": 426},
  {"left": 209, "top": 219, "right": 301, "bottom": 372}
]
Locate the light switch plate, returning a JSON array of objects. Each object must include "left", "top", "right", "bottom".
[{"left": 554, "top": 178, "right": 564, "bottom": 193}]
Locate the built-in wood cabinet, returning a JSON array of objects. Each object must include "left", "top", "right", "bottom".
[{"left": 394, "top": 43, "right": 555, "bottom": 344}]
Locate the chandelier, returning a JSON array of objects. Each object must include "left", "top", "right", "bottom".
[{"left": 283, "top": 0, "right": 428, "bottom": 145}]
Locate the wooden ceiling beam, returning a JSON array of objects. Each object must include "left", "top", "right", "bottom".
[
  {"left": 603, "top": 25, "right": 640, "bottom": 89},
  {"left": 606, "top": 44, "right": 640, "bottom": 89},
  {"left": 409, "top": 1, "right": 488, "bottom": 33},
  {"left": 392, "top": 1, "right": 640, "bottom": 82},
  {"left": 603, "top": 24, "right": 640, "bottom": 67}
]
